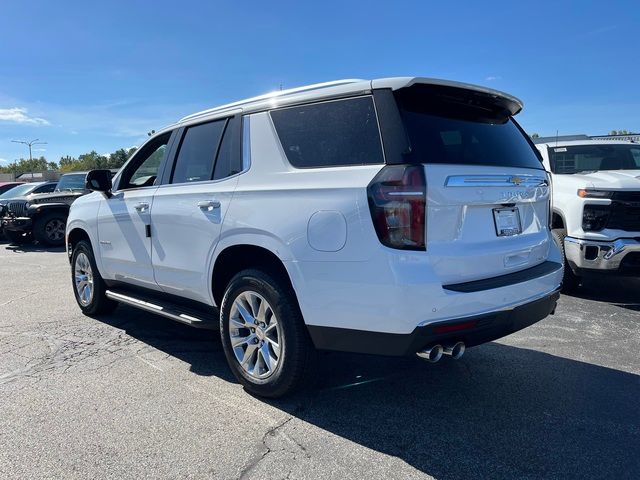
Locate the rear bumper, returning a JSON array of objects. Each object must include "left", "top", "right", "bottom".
[
  {"left": 307, "top": 289, "right": 560, "bottom": 356},
  {"left": 565, "top": 236, "right": 640, "bottom": 273},
  {"left": 1, "top": 217, "right": 32, "bottom": 232}
]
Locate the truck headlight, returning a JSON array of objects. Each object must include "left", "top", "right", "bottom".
[{"left": 582, "top": 205, "right": 610, "bottom": 231}]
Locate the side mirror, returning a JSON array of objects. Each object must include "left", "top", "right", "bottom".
[{"left": 85, "top": 169, "right": 113, "bottom": 197}]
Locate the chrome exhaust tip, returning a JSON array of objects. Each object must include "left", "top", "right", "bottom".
[
  {"left": 416, "top": 344, "right": 443, "bottom": 363},
  {"left": 443, "top": 342, "right": 465, "bottom": 360}
]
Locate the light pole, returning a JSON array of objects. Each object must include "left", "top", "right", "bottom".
[{"left": 11, "top": 138, "right": 47, "bottom": 181}]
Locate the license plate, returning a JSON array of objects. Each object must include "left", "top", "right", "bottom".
[{"left": 493, "top": 207, "right": 522, "bottom": 237}]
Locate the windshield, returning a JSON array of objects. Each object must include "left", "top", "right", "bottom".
[
  {"left": 549, "top": 144, "right": 640, "bottom": 174},
  {"left": 395, "top": 86, "right": 542, "bottom": 170},
  {"left": 0, "top": 183, "right": 39, "bottom": 199},
  {"left": 55, "top": 174, "right": 86, "bottom": 191}
]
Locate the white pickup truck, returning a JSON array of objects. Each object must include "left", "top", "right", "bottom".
[{"left": 535, "top": 139, "right": 640, "bottom": 289}]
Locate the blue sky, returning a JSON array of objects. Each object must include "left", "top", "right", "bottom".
[{"left": 0, "top": 0, "right": 638, "bottom": 164}]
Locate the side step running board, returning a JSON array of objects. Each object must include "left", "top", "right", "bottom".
[{"left": 105, "top": 289, "right": 218, "bottom": 330}]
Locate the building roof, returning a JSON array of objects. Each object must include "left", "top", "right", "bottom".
[{"left": 17, "top": 172, "right": 44, "bottom": 180}]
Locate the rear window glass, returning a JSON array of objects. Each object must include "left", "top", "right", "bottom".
[
  {"left": 270, "top": 96, "right": 384, "bottom": 168},
  {"left": 395, "top": 88, "right": 543, "bottom": 170},
  {"left": 548, "top": 144, "right": 640, "bottom": 174}
]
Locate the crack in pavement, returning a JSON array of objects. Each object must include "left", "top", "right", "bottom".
[
  {"left": 238, "top": 398, "right": 313, "bottom": 480},
  {"left": 239, "top": 416, "right": 295, "bottom": 479},
  {"left": 0, "top": 291, "right": 37, "bottom": 307}
]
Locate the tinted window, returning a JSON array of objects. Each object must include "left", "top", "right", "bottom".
[
  {"left": 395, "top": 87, "right": 543, "bottom": 170},
  {"left": 270, "top": 97, "right": 384, "bottom": 168},
  {"left": 548, "top": 144, "right": 640, "bottom": 174},
  {"left": 56, "top": 174, "right": 86, "bottom": 191},
  {"left": 35, "top": 183, "right": 56, "bottom": 193},
  {"left": 213, "top": 117, "right": 243, "bottom": 180},
  {"left": 172, "top": 120, "right": 225, "bottom": 184}
]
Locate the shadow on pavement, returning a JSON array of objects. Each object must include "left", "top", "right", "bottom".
[
  {"left": 282, "top": 345, "right": 640, "bottom": 479},
  {"left": 94, "top": 305, "right": 639, "bottom": 479},
  {"left": 0, "top": 238, "right": 65, "bottom": 253},
  {"left": 566, "top": 273, "right": 640, "bottom": 312},
  {"left": 96, "top": 304, "right": 234, "bottom": 380}
]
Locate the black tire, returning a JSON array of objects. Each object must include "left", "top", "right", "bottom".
[
  {"left": 552, "top": 229, "right": 581, "bottom": 291},
  {"left": 71, "top": 240, "right": 118, "bottom": 316},
  {"left": 220, "top": 268, "right": 315, "bottom": 398},
  {"left": 5, "top": 230, "right": 32, "bottom": 245},
  {"left": 34, "top": 212, "right": 67, "bottom": 246}
]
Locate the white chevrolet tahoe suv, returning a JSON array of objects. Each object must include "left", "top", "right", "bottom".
[
  {"left": 535, "top": 139, "right": 640, "bottom": 289},
  {"left": 66, "top": 78, "right": 563, "bottom": 397}
]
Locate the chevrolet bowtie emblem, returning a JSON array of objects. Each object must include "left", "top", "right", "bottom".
[{"left": 510, "top": 176, "right": 523, "bottom": 185}]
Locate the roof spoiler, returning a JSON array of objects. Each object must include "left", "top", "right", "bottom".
[{"left": 373, "top": 77, "right": 523, "bottom": 116}]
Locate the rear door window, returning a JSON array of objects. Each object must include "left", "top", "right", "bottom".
[
  {"left": 394, "top": 86, "right": 543, "bottom": 170},
  {"left": 213, "top": 117, "right": 243, "bottom": 180},
  {"left": 270, "top": 96, "right": 384, "bottom": 168},
  {"left": 172, "top": 120, "right": 226, "bottom": 184}
]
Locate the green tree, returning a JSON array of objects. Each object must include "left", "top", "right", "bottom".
[
  {"left": 531, "top": 133, "right": 540, "bottom": 139},
  {"left": 107, "top": 148, "right": 132, "bottom": 169}
]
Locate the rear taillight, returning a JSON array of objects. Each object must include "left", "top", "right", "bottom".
[{"left": 367, "top": 165, "right": 426, "bottom": 251}]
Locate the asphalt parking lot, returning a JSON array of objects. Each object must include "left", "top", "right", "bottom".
[{"left": 0, "top": 242, "right": 638, "bottom": 479}]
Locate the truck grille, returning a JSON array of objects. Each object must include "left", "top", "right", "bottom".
[
  {"left": 606, "top": 191, "right": 640, "bottom": 231},
  {"left": 607, "top": 204, "right": 640, "bottom": 231},
  {"left": 7, "top": 201, "right": 28, "bottom": 217}
]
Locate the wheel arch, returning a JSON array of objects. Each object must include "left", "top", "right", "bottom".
[
  {"left": 65, "top": 222, "right": 104, "bottom": 275},
  {"left": 211, "top": 243, "right": 298, "bottom": 310},
  {"left": 67, "top": 226, "right": 91, "bottom": 250},
  {"left": 28, "top": 203, "right": 70, "bottom": 217},
  {"left": 552, "top": 209, "right": 566, "bottom": 230}
]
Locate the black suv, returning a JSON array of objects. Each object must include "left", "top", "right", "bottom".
[{"left": 2, "top": 173, "right": 95, "bottom": 246}]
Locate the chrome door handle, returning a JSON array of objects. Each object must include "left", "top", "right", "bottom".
[
  {"left": 134, "top": 202, "right": 150, "bottom": 212},
  {"left": 197, "top": 200, "right": 221, "bottom": 211}
]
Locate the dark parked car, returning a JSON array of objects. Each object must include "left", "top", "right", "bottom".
[
  {"left": 0, "top": 182, "right": 58, "bottom": 242},
  {"left": 2, "top": 173, "right": 100, "bottom": 246}
]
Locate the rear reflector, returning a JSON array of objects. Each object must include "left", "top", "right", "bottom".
[
  {"left": 432, "top": 320, "right": 478, "bottom": 334},
  {"left": 367, "top": 165, "right": 426, "bottom": 251}
]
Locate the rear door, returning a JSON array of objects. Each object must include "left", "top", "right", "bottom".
[
  {"left": 392, "top": 85, "right": 551, "bottom": 284},
  {"left": 150, "top": 114, "right": 243, "bottom": 304}
]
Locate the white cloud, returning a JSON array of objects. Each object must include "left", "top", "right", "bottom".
[
  {"left": 485, "top": 76, "right": 501, "bottom": 82},
  {"left": 0, "top": 107, "right": 50, "bottom": 125},
  {"left": 0, "top": 158, "right": 8, "bottom": 164}
]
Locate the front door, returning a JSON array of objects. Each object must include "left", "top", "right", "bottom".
[{"left": 97, "top": 132, "right": 172, "bottom": 289}]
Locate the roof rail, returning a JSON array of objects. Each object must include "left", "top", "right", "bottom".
[{"left": 179, "top": 79, "right": 365, "bottom": 122}]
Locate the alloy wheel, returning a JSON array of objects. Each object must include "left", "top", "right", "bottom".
[
  {"left": 45, "top": 218, "right": 65, "bottom": 242},
  {"left": 228, "top": 291, "right": 281, "bottom": 379},
  {"left": 74, "top": 252, "right": 94, "bottom": 307}
]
